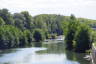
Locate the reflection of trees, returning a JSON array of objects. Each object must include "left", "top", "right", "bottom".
[
  {"left": 37, "top": 42, "right": 65, "bottom": 54},
  {"left": 75, "top": 53, "right": 90, "bottom": 64},
  {"left": 65, "top": 51, "right": 90, "bottom": 64},
  {"left": 45, "top": 42, "right": 65, "bottom": 54},
  {"left": 37, "top": 42, "right": 90, "bottom": 64},
  {"left": 34, "top": 42, "right": 42, "bottom": 47},
  {"left": 65, "top": 51, "right": 76, "bottom": 61},
  {"left": 0, "top": 49, "right": 17, "bottom": 57}
]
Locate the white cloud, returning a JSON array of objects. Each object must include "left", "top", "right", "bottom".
[{"left": 0, "top": 0, "right": 96, "bottom": 19}]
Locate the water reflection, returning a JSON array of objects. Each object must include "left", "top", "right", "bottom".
[
  {"left": 0, "top": 41, "right": 90, "bottom": 64},
  {"left": 65, "top": 51, "right": 90, "bottom": 64},
  {"left": 37, "top": 42, "right": 65, "bottom": 54},
  {"left": 37, "top": 42, "right": 90, "bottom": 64}
]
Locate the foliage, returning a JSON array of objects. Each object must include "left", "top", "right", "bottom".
[
  {"left": 13, "top": 13, "right": 25, "bottom": 30},
  {"left": 63, "top": 14, "right": 93, "bottom": 52},
  {"left": 64, "top": 15, "right": 80, "bottom": 50},
  {"left": 33, "top": 14, "right": 64, "bottom": 35},
  {"left": 74, "top": 24, "right": 92, "bottom": 52},
  {"left": 0, "top": 17, "right": 5, "bottom": 26},
  {"left": 33, "top": 29, "right": 45, "bottom": 47},
  {"left": 33, "top": 29, "right": 45, "bottom": 42},
  {"left": 23, "top": 30, "right": 32, "bottom": 46},
  {"left": 0, "top": 25, "right": 23, "bottom": 49},
  {"left": 0, "top": 9, "right": 14, "bottom": 25},
  {"left": 21, "top": 11, "right": 34, "bottom": 30},
  {"left": 0, "top": 8, "right": 95, "bottom": 50}
]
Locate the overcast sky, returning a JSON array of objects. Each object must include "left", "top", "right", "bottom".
[{"left": 0, "top": 0, "right": 96, "bottom": 19}]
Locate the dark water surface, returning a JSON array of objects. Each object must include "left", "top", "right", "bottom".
[{"left": 0, "top": 41, "right": 90, "bottom": 64}]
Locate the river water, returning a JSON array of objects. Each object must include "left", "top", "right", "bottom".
[{"left": 0, "top": 41, "right": 90, "bottom": 64}]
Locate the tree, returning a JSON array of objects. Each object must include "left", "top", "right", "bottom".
[
  {"left": 70, "top": 14, "right": 76, "bottom": 20},
  {"left": 33, "top": 15, "right": 47, "bottom": 30},
  {"left": 0, "top": 8, "right": 14, "bottom": 25},
  {"left": 13, "top": 13, "right": 25, "bottom": 30},
  {"left": 64, "top": 15, "right": 79, "bottom": 50},
  {"left": 23, "top": 30, "right": 32, "bottom": 46},
  {"left": 0, "top": 25, "right": 23, "bottom": 49},
  {"left": 33, "top": 29, "right": 45, "bottom": 42},
  {"left": 74, "top": 24, "right": 92, "bottom": 52},
  {"left": 0, "top": 8, "right": 95, "bottom": 50},
  {"left": 0, "top": 17, "right": 5, "bottom": 26},
  {"left": 33, "top": 29, "right": 45, "bottom": 47},
  {"left": 21, "top": 11, "right": 33, "bottom": 30},
  {"left": 14, "top": 18, "right": 25, "bottom": 30}
]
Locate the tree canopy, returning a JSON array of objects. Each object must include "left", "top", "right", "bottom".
[{"left": 0, "top": 8, "right": 95, "bottom": 51}]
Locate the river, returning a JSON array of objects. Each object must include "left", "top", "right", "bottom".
[{"left": 0, "top": 41, "right": 90, "bottom": 64}]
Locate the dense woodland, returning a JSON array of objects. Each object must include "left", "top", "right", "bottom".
[{"left": 0, "top": 8, "right": 96, "bottom": 53}]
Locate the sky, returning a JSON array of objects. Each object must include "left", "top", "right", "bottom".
[{"left": 0, "top": 0, "right": 96, "bottom": 20}]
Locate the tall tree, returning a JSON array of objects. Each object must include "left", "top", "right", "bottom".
[
  {"left": 74, "top": 24, "right": 91, "bottom": 52},
  {"left": 13, "top": 13, "right": 25, "bottom": 30},
  {"left": 64, "top": 15, "right": 79, "bottom": 50},
  {"left": 21, "top": 11, "right": 33, "bottom": 30},
  {"left": 0, "top": 8, "right": 14, "bottom": 25}
]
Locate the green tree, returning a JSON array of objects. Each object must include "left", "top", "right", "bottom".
[
  {"left": 0, "top": 17, "right": 5, "bottom": 26},
  {"left": 0, "top": 9, "right": 14, "bottom": 25},
  {"left": 33, "top": 29, "right": 45, "bottom": 47},
  {"left": 13, "top": 13, "right": 25, "bottom": 30},
  {"left": 33, "top": 15, "right": 47, "bottom": 30},
  {"left": 64, "top": 15, "right": 79, "bottom": 50},
  {"left": 74, "top": 24, "right": 91, "bottom": 52},
  {"left": 33, "top": 29, "right": 45, "bottom": 42},
  {"left": 23, "top": 30, "right": 32, "bottom": 46},
  {"left": 21, "top": 11, "right": 33, "bottom": 30},
  {"left": 0, "top": 25, "right": 23, "bottom": 49}
]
